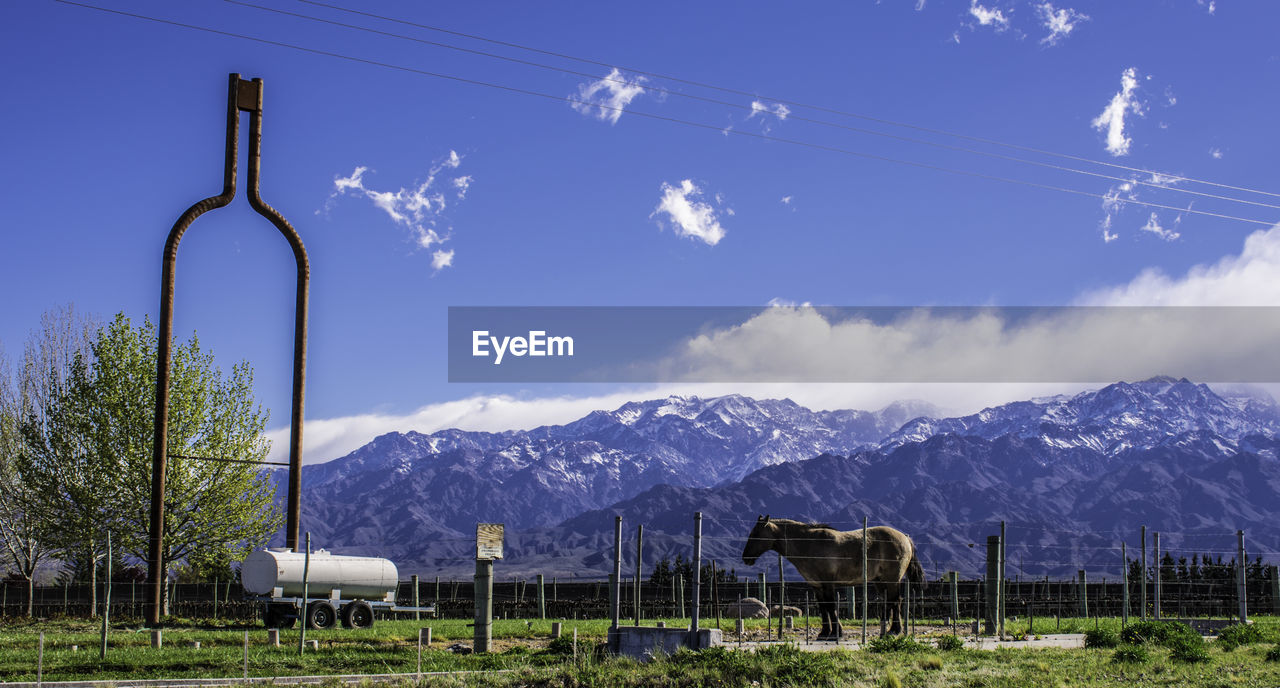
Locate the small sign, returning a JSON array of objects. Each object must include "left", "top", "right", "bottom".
[{"left": 476, "top": 523, "right": 504, "bottom": 560}]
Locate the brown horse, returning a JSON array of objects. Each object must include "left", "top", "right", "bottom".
[{"left": 741, "top": 516, "right": 924, "bottom": 640}]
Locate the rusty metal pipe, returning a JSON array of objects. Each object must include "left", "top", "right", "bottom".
[
  {"left": 147, "top": 74, "right": 309, "bottom": 626},
  {"left": 245, "top": 81, "right": 310, "bottom": 550}
]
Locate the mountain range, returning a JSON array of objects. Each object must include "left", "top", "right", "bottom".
[{"left": 281, "top": 377, "right": 1280, "bottom": 578}]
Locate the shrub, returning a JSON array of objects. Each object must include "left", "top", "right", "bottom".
[
  {"left": 1084, "top": 628, "right": 1119, "bottom": 648},
  {"left": 867, "top": 635, "right": 927, "bottom": 654},
  {"left": 1112, "top": 644, "right": 1150, "bottom": 664},
  {"left": 1120, "top": 620, "right": 1198, "bottom": 647},
  {"left": 1167, "top": 636, "right": 1210, "bottom": 664},
  {"left": 881, "top": 669, "right": 903, "bottom": 688},
  {"left": 919, "top": 655, "right": 944, "bottom": 670},
  {"left": 1266, "top": 644, "right": 1280, "bottom": 662},
  {"left": 936, "top": 634, "right": 965, "bottom": 652},
  {"left": 1216, "top": 623, "right": 1264, "bottom": 652},
  {"left": 542, "top": 634, "right": 575, "bottom": 656}
]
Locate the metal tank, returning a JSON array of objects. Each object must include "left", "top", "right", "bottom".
[{"left": 241, "top": 548, "right": 398, "bottom": 601}]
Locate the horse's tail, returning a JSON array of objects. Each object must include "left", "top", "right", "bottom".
[{"left": 907, "top": 549, "right": 925, "bottom": 591}]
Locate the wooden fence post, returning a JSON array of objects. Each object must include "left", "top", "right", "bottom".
[
  {"left": 949, "top": 571, "right": 959, "bottom": 625},
  {"left": 1077, "top": 570, "right": 1087, "bottom": 618},
  {"left": 537, "top": 574, "right": 546, "bottom": 620},
  {"left": 984, "top": 535, "right": 1000, "bottom": 634},
  {"left": 1237, "top": 530, "right": 1248, "bottom": 624}
]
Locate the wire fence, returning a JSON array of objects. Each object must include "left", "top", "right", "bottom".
[
  {"left": 6, "top": 521, "right": 1279, "bottom": 631},
  {"left": 6, "top": 572, "right": 1279, "bottom": 627}
]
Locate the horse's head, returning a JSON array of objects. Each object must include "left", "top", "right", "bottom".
[{"left": 742, "top": 514, "right": 774, "bottom": 566}]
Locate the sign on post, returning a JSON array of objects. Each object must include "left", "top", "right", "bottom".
[{"left": 477, "top": 523, "right": 504, "bottom": 560}]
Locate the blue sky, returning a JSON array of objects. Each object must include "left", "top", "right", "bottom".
[{"left": 3, "top": 0, "right": 1279, "bottom": 462}]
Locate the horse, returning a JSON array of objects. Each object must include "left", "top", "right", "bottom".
[{"left": 741, "top": 515, "right": 924, "bottom": 640}]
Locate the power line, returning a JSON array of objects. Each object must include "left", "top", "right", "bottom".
[
  {"left": 224, "top": 0, "right": 1280, "bottom": 213},
  {"left": 298, "top": 0, "right": 1280, "bottom": 202},
  {"left": 53, "top": 0, "right": 1278, "bottom": 227}
]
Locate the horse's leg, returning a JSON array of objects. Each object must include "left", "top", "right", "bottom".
[
  {"left": 814, "top": 587, "right": 829, "bottom": 640},
  {"left": 831, "top": 586, "right": 844, "bottom": 639},
  {"left": 886, "top": 582, "right": 904, "bottom": 636},
  {"left": 819, "top": 586, "right": 838, "bottom": 640}
]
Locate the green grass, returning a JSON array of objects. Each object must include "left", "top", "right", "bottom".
[{"left": 7, "top": 616, "right": 1280, "bottom": 686}]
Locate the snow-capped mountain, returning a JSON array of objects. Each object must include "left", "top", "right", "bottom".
[
  {"left": 283, "top": 379, "right": 1280, "bottom": 576},
  {"left": 880, "top": 377, "right": 1280, "bottom": 455},
  {"left": 284, "top": 394, "right": 935, "bottom": 549}
]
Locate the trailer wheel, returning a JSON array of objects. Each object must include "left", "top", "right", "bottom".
[
  {"left": 306, "top": 600, "right": 337, "bottom": 629},
  {"left": 341, "top": 601, "right": 375, "bottom": 629}
]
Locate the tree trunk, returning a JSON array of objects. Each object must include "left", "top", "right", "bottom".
[{"left": 26, "top": 576, "right": 34, "bottom": 618}]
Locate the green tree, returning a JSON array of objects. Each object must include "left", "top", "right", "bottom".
[{"left": 85, "top": 314, "right": 281, "bottom": 615}]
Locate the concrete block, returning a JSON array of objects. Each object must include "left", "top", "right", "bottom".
[{"left": 607, "top": 626, "right": 723, "bottom": 660}]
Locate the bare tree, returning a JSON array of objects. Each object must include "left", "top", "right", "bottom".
[{"left": 0, "top": 306, "right": 96, "bottom": 616}]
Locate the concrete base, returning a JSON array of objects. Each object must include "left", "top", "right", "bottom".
[
  {"left": 607, "top": 626, "right": 723, "bottom": 660},
  {"left": 1177, "top": 618, "right": 1248, "bottom": 634}
]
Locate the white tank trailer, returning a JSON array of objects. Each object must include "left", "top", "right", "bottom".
[{"left": 240, "top": 548, "right": 434, "bottom": 629}]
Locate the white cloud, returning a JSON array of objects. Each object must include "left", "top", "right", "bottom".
[
  {"left": 1036, "top": 3, "right": 1087, "bottom": 45},
  {"left": 431, "top": 249, "right": 454, "bottom": 271},
  {"left": 749, "top": 101, "right": 790, "bottom": 121},
  {"left": 1139, "top": 212, "right": 1181, "bottom": 242},
  {"left": 570, "top": 68, "right": 646, "bottom": 125},
  {"left": 322, "top": 151, "right": 471, "bottom": 270},
  {"left": 651, "top": 179, "right": 728, "bottom": 246},
  {"left": 275, "top": 225, "right": 1280, "bottom": 465},
  {"left": 643, "top": 225, "right": 1280, "bottom": 385},
  {"left": 969, "top": 1, "right": 1011, "bottom": 31},
  {"left": 915, "top": 0, "right": 926, "bottom": 9},
  {"left": 748, "top": 100, "right": 791, "bottom": 132},
  {"left": 1082, "top": 224, "right": 1280, "bottom": 306},
  {"left": 1091, "top": 68, "right": 1144, "bottom": 157},
  {"left": 1210, "top": 147, "right": 1224, "bottom": 159},
  {"left": 453, "top": 175, "right": 473, "bottom": 199},
  {"left": 1100, "top": 214, "right": 1118, "bottom": 243},
  {"left": 781, "top": 196, "right": 793, "bottom": 205}
]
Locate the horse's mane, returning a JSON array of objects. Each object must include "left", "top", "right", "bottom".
[{"left": 770, "top": 518, "right": 837, "bottom": 531}]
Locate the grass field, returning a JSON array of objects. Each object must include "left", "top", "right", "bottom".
[{"left": 3, "top": 616, "right": 1280, "bottom": 686}]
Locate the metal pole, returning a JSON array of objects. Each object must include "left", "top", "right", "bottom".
[
  {"left": 1238, "top": 530, "right": 1248, "bottom": 624},
  {"left": 611, "top": 516, "right": 622, "bottom": 630},
  {"left": 861, "top": 516, "right": 868, "bottom": 645},
  {"left": 993, "top": 521, "right": 1003, "bottom": 634},
  {"left": 100, "top": 532, "right": 111, "bottom": 659},
  {"left": 634, "top": 525, "right": 643, "bottom": 626},
  {"left": 678, "top": 575, "right": 685, "bottom": 619},
  {"left": 242, "top": 630, "right": 249, "bottom": 680},
  {"left": 778, "top": 551, "right": 785, "bottom": 617},
  {"left": 1121, "top": 542, "right": 1129, "bottom": 627},
  {"left": 298, "top": 533, "right": 310, "bottom": 655},
  {"left": 712, "top": 560, "right": 722, "bottom": 631},
  {"left": 691, "top": 512, "right": 702, "bottom": 640},
  {"left": 1153, "top": 532, "right": 1161, "bottom": 620},
  {"left": 1140, "top": 526, "right": 1147, "bottom": 620}
]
